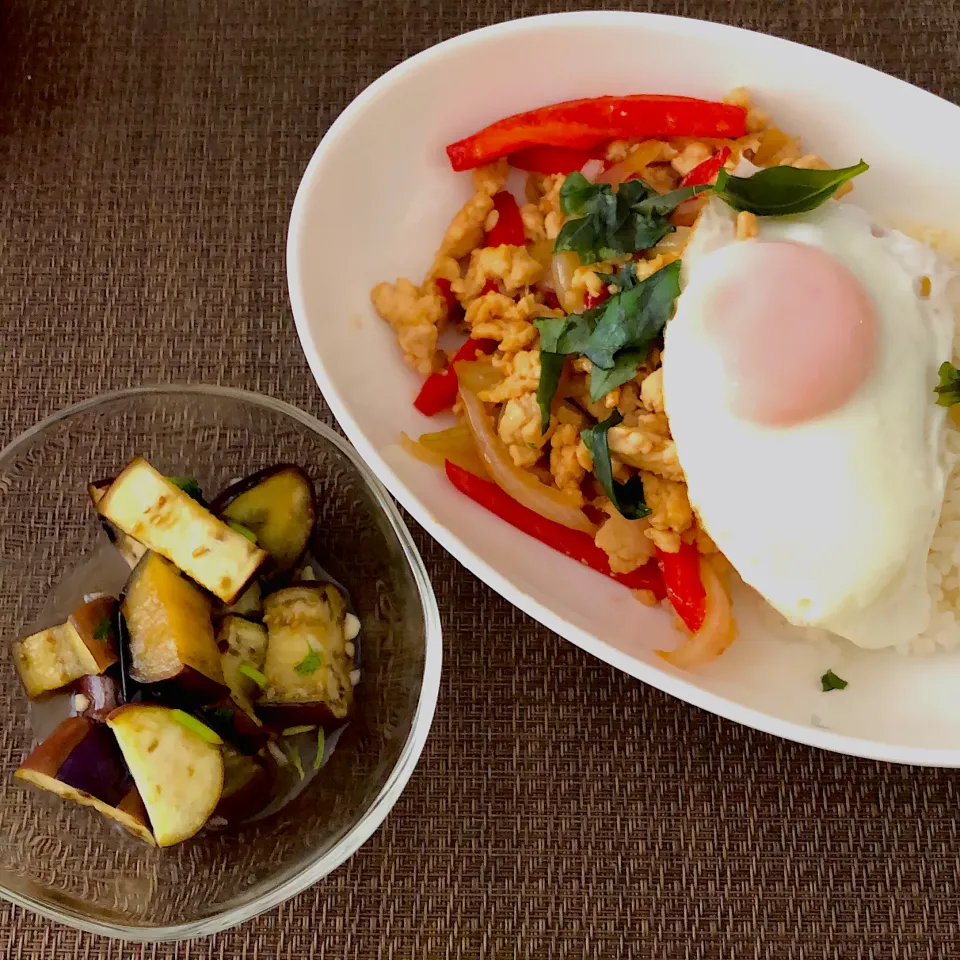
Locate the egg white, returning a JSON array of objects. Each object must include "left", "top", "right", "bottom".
[{"left": 663, "top": 196, "right": 957, "bottom": 650}]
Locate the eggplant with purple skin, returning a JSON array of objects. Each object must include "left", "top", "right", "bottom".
[
  {"left": 256, "top": 584, "right": 355, "bottom": 729},
  {"left": 88, "top": 481, "right": 147, "bottom": 570},
  {"left": 16, "top": 716, "right": 155, "bottom": 844},
  {"left": 209, "top": 466, "right": 316, "bottom": 576},
  {"left": 121, "top": 552, "right": 228, "bottom": 705},
  {"left": 212, "top": 746, "right": 272, "bottom": 825},
  {"left": 72, "top": 670, "right": 125, "bottom": 722},
  {"left": 107, "top": 703, "right": 224, "bottom": 847},
  {"left": 14, "top": 597, "right": 120, "bottom": 699},
  {"left": 97, "top": 457, "right": 267, "bottom": 604}
]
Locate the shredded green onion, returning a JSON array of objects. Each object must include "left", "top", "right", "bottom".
[
  {"left": 281, "top": 724, "right": 316, "bottom": 737},
  {"left": 170, "top": 709, "right": 223, "bottom": 745},
  {"left": 238, "top": 663, "right": 268, "bottom": 688},
  {"left": 313, "top": 727, "right": 326, "bottom": 772}
]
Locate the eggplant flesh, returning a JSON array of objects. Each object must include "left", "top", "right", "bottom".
[
  {"left": 97, "top": 457, "right": 266, "bottom": 603},
  {"left": 15, "top": 597, "right": 119, "bottom": 699},
  {"left": 210, "top": 466, "right": 316, "bottom": 575},
  {"left": 16, "top": 716, "right": 154, "bottom": 844},
  {"left": 107, "top": 703, "right": 224, "bottom": 847},
  {"left": 258, "top": 585, "right": 354, "bottom": 728},
  {"left": 121, "top": 552, "right": 227, "bottom": 705},
  {"left": 217, "top": 615, "right": 268, "bottom": 721}
]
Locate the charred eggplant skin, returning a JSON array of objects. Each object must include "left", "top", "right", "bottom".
[
  {"left": 97, "top": 457, "right": 267, "bottom": 603},
  {"left": 209, "top": 465, "right": 317, "bottom": 576},
  {"left": 74, "top": 670, "right": 125, "bottom": 722},
  {"left": 120, "top": 552, "right": 228, "bottom": 706}
]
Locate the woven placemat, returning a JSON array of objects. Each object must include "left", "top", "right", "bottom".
[{"left": 1, "top": 0, "right": 960, "bottom": 956}]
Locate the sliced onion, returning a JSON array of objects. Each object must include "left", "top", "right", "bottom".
[
  {"left": 656, "top": 557, "right": 736, "bottom": 669},
  {"left": 551, "top": 251, "right": 582, "bottom": 313},
  {"left": 457, "top": 383, "right": 596, "bottom": 534},
  {"left": 401, "top": 424, "right": 489, "bottom": 478},
  {"left": 455, "top": 359, "right": 503, "bottom": 395},
  {"left": 598, "top": 140, "right": 664, "bottom": 186}
]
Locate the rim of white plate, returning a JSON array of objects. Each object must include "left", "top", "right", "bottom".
[{"left": 287, "top": 11, "right": 960, "bottom": 767}]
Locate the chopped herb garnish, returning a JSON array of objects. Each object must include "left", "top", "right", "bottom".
[
  {"left": 93, "top": 617, "right": 112, "bottom": 641},
  {"left": 281, "top": 724, "right": 317, "bottom": 737},
  {"left": 227, "top": 520, "right": 258, "bottom": 543},
  {"left": 294, "top": 646, "right": 322, "bottom": 676},
  {"left": 206, "top": 706, "right": 235, "bottom": 728},
  {"left": 170, "top": 709, "right": 224, "bottom": 744},
  {"left": 167, "top": 476, "right": 204, "bottom": 503},
  {"left": 554, "top": 172, "right": 708, "bottom": 264},
  {"left": 581, "top": 411, "right": 651, "bottom": 521},
  {"left": 238, "top": 663, "right": 268, "bottom": 689},
  {"left": 713, "top": 161, "right": 868, "bottom": 216},
  {"left": 285, "top": 740, "right": 305, "bottom": 780},
  {"left": 534, "top": 259, "right": 681, "bottom": 419},
  {"left": 820, "top": 670, "right": 848, "bottom": 692},
  {"left": 313, "top": 727, "right": 326, "bottom": 772},
  {"left": 935, "top": 362, "right": 960, "bottom": 407}
]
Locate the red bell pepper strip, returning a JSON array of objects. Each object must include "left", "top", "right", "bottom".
[
  {"left": 584, "top": 287, "right": 611, "bottom": 311},
  {"left": 679, "top": 146, "right": 731, "bottom": 187},
  {"left": 508, "top": 144, "right": 605, "bottom": 175},
  {"left": 486, "top": 192, "right": 526, "bottom": 247},
  {"left": 445, "top": 460, "right": 666, "bottom": 596},
  {"left": 543, "top": 290, "right": 562, "bottom": 310},
  {"left": 414, "top": 338, "right": 497, "bottom": 416},
  {"left": 446, "top": 95, "right": 747, "bottom": 172},
  {"left": 656, "top": 542, "right": 707, "bottom": 633}
]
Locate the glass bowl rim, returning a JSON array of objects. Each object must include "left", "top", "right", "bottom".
[{"left": 0, "top": 384, "right": 443, "bottom": 942}]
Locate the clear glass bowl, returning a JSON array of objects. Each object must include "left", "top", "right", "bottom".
[{"left": 0, "top": 386, "right": 441, "bottom": 941}]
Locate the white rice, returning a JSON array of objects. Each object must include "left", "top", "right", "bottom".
[{"left": 898, "top": 222, "right": 960, "bottom": 654}]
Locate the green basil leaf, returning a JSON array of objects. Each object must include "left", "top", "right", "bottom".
[
  {"left": 537, "top": 352, "right": 566, "bottom": 432},
  {"left": 584, "top": 260, "right": 681, "bottom": 370},
  {"left": 558, "top": 171, "right": 600, "bottom": 216},
  {"left": 167, "top": 476, "right": 204, "bottom": 503},
  {"left": 935, "top": 361, "right": 960, "bottom": 407},
  {"left": 588, "top": 348, "right": 649, "bottom": 403},
  {"left": 713, "top": 161, "right": 868, "bottom": 216},
  {"left": 632, "top": 183, "right": 710, "bottom": 217},
  {"left": 820, "top": 669, "right": 848, "bottom": 692},
  {"left": 581, "top": 411, "right": 651, "bottom": 520}
]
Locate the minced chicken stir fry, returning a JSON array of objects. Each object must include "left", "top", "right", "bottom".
[{"left": 371, "top": 88, "right": 862, "bottom": 668}]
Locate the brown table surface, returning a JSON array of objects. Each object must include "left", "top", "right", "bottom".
[{"left": 2, "top": 0, "right": 960, "bottom": 956}]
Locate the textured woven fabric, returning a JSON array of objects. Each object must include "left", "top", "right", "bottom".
[{"left": 1, "top": 0, "right": 960, "bottom": 956}]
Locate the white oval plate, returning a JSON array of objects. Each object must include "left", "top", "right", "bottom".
[{"left": 288, "top": 12, "right": 960, "bottom": 765}]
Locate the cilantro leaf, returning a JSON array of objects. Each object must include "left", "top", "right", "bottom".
[
  {"left": 584, "top": 259, "right": 681, "bottom": 371},
  {"left": 536, "top": 352, "right": 566, "bottom": 433},
  {"left": 294, "top": 646, "right": 322, "bottom": 675},
  {"left": 935, "top": 362, "right": 960, "bottom": 407},
  {"left": 93, "top": 617, "right": 112, "bottom": 641},
  {"left": 820, "top": 669, "right": 848, "bottom": 692},
  {"left": 713, "top": 161, "right": 868, "bottom": 216},
  {"left": 167, "top": 476, "right": 204, "bottom": 503},
  {"left": 581, "top": 411, "right": 651, "bottom": 520}
]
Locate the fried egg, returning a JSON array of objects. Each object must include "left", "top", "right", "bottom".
[{"left": 662, "top": 193, "right": 958, "bottom": 649}]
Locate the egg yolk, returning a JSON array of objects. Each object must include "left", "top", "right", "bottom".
[{"left": 703, "top": 241, "right": 879, "bottom": 426}]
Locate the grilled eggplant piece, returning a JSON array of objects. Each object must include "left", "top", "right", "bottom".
[
  {"left": 213, "top": 746, "right": 272, "bottom": 824},
  {"left": 210, "top": 466, "right": 316, "bottom": 575},
  {"left": 14, "top": 597, "right": 120, "bottom": 699},
  {"left": 217, "top": 616, "right": 268, "bottom": 722},
  {"left": 72, "top": 670, "right": 125, "bottom": 722},
  {"left": 216, "top": 580, "right": 262, "bottom": 620},
  {"left": 88, "top": 481, "right": 147, "bottom": 570},
  {"left": 107, "top": 704, "right": 224, "bottom": 847},
  {"left": 16, "top": 716, "right": 154, "bottom": 844},
  {"left": 121, "top": 552, "right": 228, "bottom": 705},
  {"left": 97, "top": 458, "right": 266, "bottom": 603},
  {"left": 257, "top": 585, "right": 355, "bottom": 729},
  {"left": 201, "top": 697, "right": 266, "bottom": 754}
]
